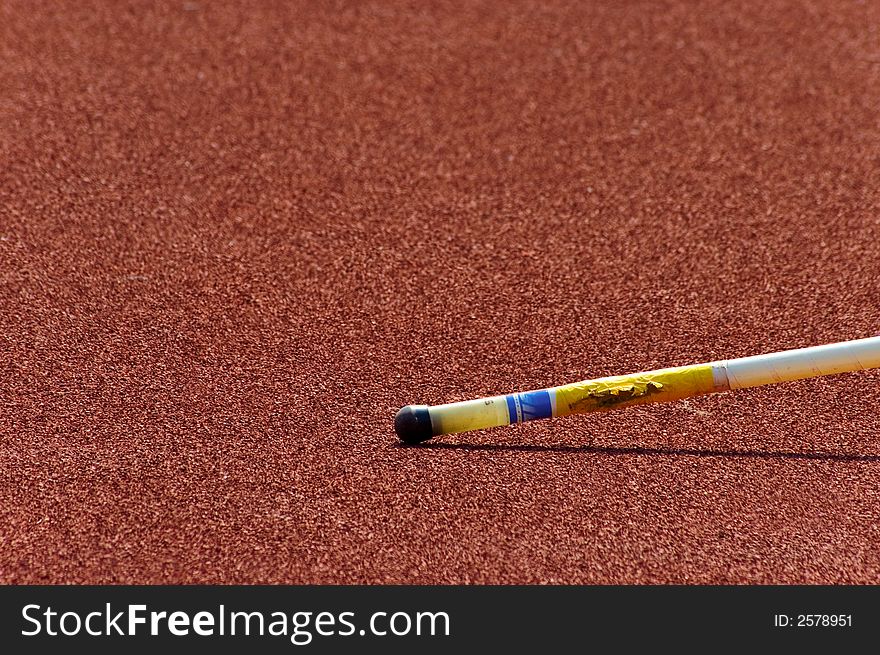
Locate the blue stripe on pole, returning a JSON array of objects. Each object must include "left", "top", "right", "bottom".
[
  {"left": 508, "top": 391, "right": 552, "bottom": 424},
  {"left": 518, "top": 390, "right": 553, "bottom": 422},
  {"left": 506, "top": 395, "right": 518, "bottom": 424}
]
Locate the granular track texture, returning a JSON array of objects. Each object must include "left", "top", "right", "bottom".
[{"left": 2, "top": 0, "right": 880, "bottom": 583}]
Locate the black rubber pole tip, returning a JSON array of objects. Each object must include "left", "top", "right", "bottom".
[{"left": 394, "top": 405, "right": 435, "bottom": 444}]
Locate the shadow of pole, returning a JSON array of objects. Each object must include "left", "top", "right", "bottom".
[{"left": 397, "top": 442, "right": 880, "bottom": 462}]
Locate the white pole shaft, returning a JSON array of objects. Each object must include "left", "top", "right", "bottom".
[{"left": 717, "top": 335, "right": 880, "bottom": 390}]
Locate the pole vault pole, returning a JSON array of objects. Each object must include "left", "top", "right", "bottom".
[{"left": 394, "top": 335, "right": 880, "bottom": 444}]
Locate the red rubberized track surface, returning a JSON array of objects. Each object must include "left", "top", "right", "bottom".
[{"left": 3, "top": 1, "right": 880, "bottom": 584}]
